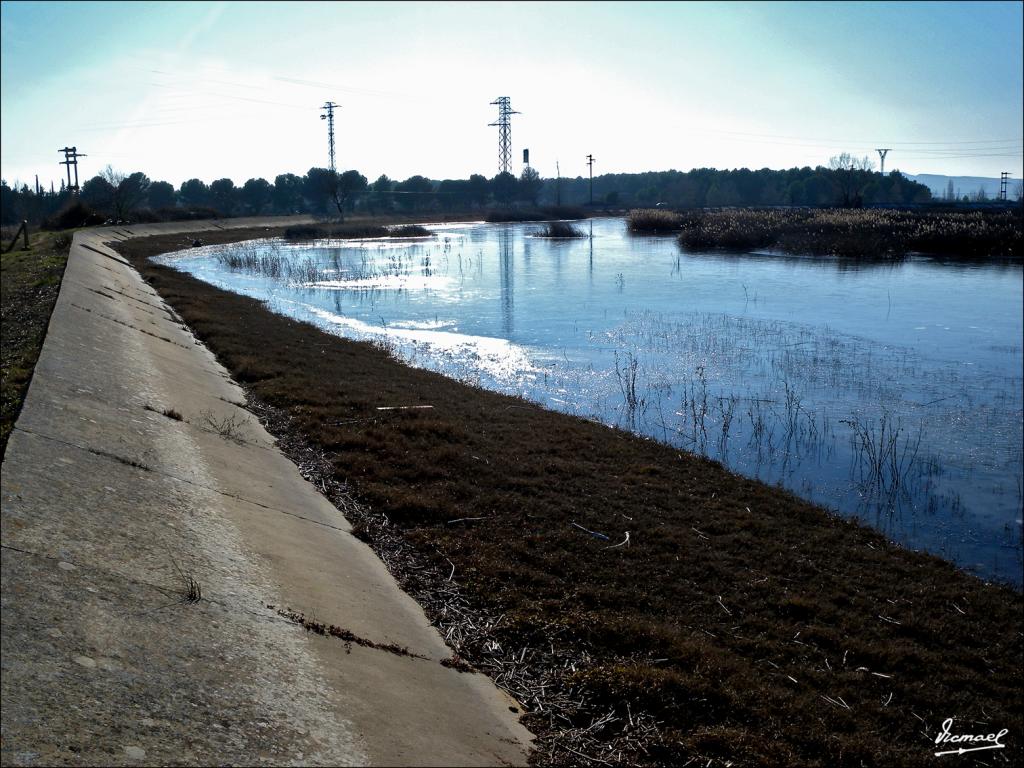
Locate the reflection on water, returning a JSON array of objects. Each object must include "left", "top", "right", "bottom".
[{"left": 156, "top": 218, "right": 1024, "bottom": 586}]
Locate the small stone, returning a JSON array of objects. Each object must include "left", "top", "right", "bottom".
[
  {"left": 47, "top": 628, "right": 63, "bottom": 638},
  {"left": 73, "top": 656, "right": 96, "bottom": 668},
  {"left": 140, "top": 718, "right": 156, "bottom": 727},
  {"left": 124, "top": 745, "right": 146, "bottom": 760},
  {"left": 57, "top": 561, "right": 77, "bottom": 571}
]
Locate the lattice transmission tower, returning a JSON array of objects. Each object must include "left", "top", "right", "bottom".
[
  {"left": 320, "top": 102, "right": 339, "bottom": 172},
  {"left": 489, "top": 97, "right": 520, "bottom": 175}
]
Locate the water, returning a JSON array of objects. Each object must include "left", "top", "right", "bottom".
[{"left": 156, "top": 218, "right": 1024, "bottom": 586}]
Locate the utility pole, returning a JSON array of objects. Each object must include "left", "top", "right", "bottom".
[
  {"left": 320, "top": 101, "right": 339, "bottom": 173},
  {"left": 489, "top": 97, "right": 520, "bottom": 175},
  {"left": 586, "top": 154, "right": 595, "bottom": 205},
  {"left": 58, "top": 146, "right": 86, "bottom": 193},
  {"left": 875, "top": 148, "right": 891, "bottom": 176},
  {"left": 1000, "top": 171, "right": 1009, "bottom": 201},
  {"left": 556, "top": 160, "right": 561, "bottom": 206}
]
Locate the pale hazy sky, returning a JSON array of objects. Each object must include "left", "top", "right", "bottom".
[{"left": 2, "top": 0, "right": 1022, "bottom": 189}]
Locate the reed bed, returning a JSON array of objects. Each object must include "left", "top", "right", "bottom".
[
  {"left": 627, "top": 207, "right": 1022, "bottom": 260},
  {"left": 626, "top": 209, "right": 685, "bottom": 234},
  {"left": 536, "top": 221, "right": 586, "bottom": 238},
  {"left": 663, "top": 208, "right": 1023, "bottom": 260}
]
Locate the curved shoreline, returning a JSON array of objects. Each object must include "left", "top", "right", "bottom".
[{"left": 109, "top": 220, "right": 1022, "bottom": 766}]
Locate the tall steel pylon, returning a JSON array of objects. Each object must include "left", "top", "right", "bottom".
[
  {"left": 876, "top": 148, "right": 891, "bottom": 175},
  {"left": 489, "top": 97, "right": 520, "bottom": 175},
  {"left": 320, "top": 102, "right": 339, "bottom": 172}
]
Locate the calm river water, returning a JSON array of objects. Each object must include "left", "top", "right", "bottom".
[{"left": 157, "top": 218, "right": 1024, "bottom": 586}]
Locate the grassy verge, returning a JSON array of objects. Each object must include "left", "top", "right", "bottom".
[
  {"left": 627, "top": 207, "right": 1024, "bottom": 261},
  {"left": 1, "top": 229, "right": 73, "bottom": 458},
  {"left": 114, "top": 229, "right": 1022, "bottom": 767}
]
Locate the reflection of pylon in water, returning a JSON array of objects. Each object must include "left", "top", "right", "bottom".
[
  {"left": 498, "top": 228, "right": 513, "bottom": 336},
  {"left": 489, "top": 97, "right": 520, "bottom": 175}
]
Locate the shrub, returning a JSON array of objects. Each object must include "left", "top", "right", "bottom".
[
  {"left": 536, "top": 221, "right": 585, "bottom": 238},
  {"left": 41, "top": 201, "right": 105, "bottom": 230},
  {"left": 388, "top": 224, "right": 433, "bottom": 237}
]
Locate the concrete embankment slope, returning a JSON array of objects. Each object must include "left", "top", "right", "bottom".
[{"left": 1, "top": 219, "right": 532, "bottom": 766}]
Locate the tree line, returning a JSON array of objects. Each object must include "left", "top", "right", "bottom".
[{"left": 1, "top": 155, "right": 937, "bottom": 226}]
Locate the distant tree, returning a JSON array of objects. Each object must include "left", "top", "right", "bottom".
[
  {"left": 467, "top": 174, "right": 490, "bottom": 207},
  {"left": 106, "top": 171, "right": 150, "bottom": 220},
  {"left": 337, "top": 169, "right": 368, "bottom": 213},
  {"left": 786, "top": 179, "right": 806, "bottom": 205},
  {"left": 209, "top": 178, "right": 237, "bottom": 215},
  {"left": 636, "top": 185, "right": 659, "bottom": 206},
  {"left": 179, "top": 178, "right": 210, "bottom": 208},
  {"left": 81, "top": 175, "right": 115, "bottom": 214},
  {"left": 0, "top": 180, "right": 19, "bottom": 224},
  {"left": 272, "top": 173, "right": 303, "bottom": 213},
  {"left": 303, "top": 167, "right": 338, "bottom": 214},
  {"left": 804, "top": 173, "right": 834, "bottom": 206},
  {"left": 368, "top": 174, "right": 394, "bottom": 213},
  {"left": 706, "top": 178, "right": 740, "bottom": 207},
  {"left": 828, "top": 153, "right": 874, "bottom": 207},
  {"left": 394, "top": 175, "right": 433, "bottom": 211},
  {"left": 945, "top": 178, "right": 956, "bottom": 202},
  {"left": 1014, "top": 180, "right": 1023, "bottom": 202},
  {"left": 437, "top": 179, "right": 470, "bottom": 211},
  {"left": 604, "top": 190, "right": 620, "bottom": 206},
  {"left": 518, "top": 167, "right": 543, "bottom": 206},
  {"left": 240, "top": 178, "right": 272, "bottom": 214},
  {"left": 973, "top": 186, "right": 988, "bottom": 202},
  {"left": 491, "top": 172, "right": 518, "bottom": 206},
  {"left": 147, "top": 180, "right": 176, "bottom": 210}
]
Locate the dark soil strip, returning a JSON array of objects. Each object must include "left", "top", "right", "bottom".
[
  {"left": 114, "top": 229, "right": 1023, "bottom": 768},
  {"left": 275, "top": 607, "right": 424, "bottom": 660}
]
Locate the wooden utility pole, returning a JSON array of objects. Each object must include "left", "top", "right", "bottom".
[{"left": 586, "top": 154, "right": 595, "bottom": 205}]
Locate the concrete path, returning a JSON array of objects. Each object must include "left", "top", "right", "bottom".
[{"left": 1, "top": 218, "right": 533, "bottom": 766}]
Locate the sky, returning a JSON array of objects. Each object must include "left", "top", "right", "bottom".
[{"left": 1, "top": 0, "right": 1022, "bottom": 190}]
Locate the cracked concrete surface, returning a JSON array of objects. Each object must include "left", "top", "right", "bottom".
[{"left": 1, "top": 218, "right": 533, "bottom": 766}]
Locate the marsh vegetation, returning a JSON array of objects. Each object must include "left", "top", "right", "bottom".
[
  {"left": 627, "top": 207, "right": 1023, "bottom": 260},
  {"left": 163, "top": 218, "right": 1023, "bottom": 586}
]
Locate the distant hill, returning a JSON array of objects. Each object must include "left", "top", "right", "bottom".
[{"left": 904, "top": 173, "right": 1021, "bottom": 200}]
